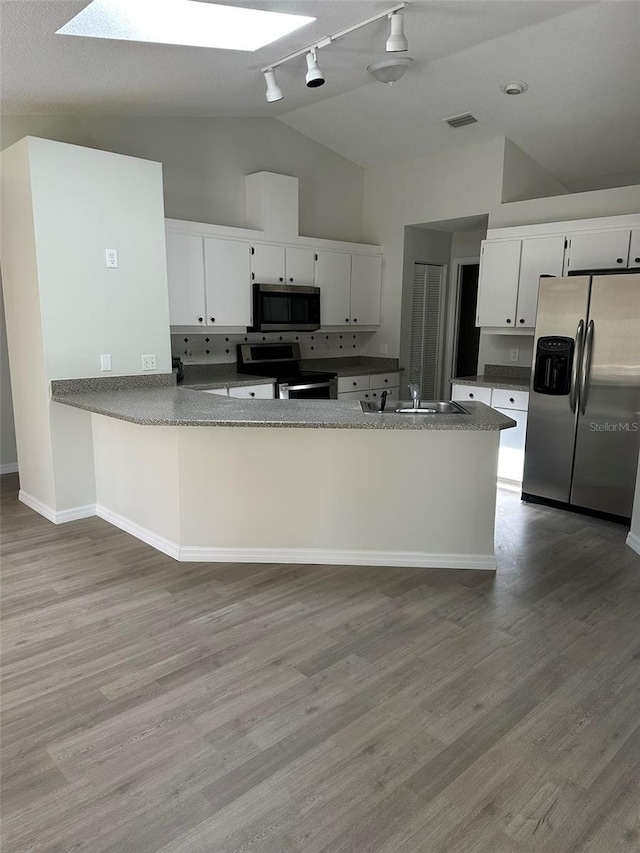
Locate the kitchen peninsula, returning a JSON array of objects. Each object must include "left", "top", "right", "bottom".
[{"left": 52, "top": 380, "right": 514, "bottom": 571}]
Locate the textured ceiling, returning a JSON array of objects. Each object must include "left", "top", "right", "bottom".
[{"left": 1, "top": 0, "right": 639, "bottom": 189}]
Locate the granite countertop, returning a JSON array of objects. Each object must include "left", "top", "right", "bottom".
[
  {"left": 452, "top": 375, "right": 531, "bottom": 392},
  {"left": 301, "top": 357, "right": 403, "bottom": 377},
  {"left": 52, "top": 386, "right": 514, "bottom": 431}
]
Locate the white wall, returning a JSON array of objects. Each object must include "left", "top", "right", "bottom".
[
  {"left": 362, "top": 137, "right": 506, "bottom": 360},
  {"left": 27, "top": 136, "right": 171, "bottom": 379},
  {"left": 477, "top": 333, "right": 534, "bottom": 373},
  {"left": 489, "top": 184, "right": 640, "bottom": 229},
  {"left": 501, "top": 138, "right": 569, "bottom": 203}
]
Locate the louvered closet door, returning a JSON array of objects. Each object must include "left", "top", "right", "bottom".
[{"left": 408, "top": 263, "right": 444, "bottom": 399}]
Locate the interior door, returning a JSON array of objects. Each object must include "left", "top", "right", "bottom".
[{"left": 571, "top": 273, "right": 640, "bottom": 517}]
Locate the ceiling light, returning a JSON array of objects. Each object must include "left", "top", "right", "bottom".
[
  {"left": 367, "top": 57, "right": 412, "bottom": 85},
  {"left": 305, "top": 49, "right": 325, "bottom": 88},
  {"left": 56, "top": 0, "right": 315, "bottom": 52},
  {"left": 264, "top": 70, "right": 284, "bottom": 103},
  {"left": 386, "top": 11, "right": 408, "bottom": 53},
  {"left": 501, "top": 81, "right": 528, "bottom": 95}
]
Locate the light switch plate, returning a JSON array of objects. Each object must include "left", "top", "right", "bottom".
[
  {"left": 510, "top": 348, "right": 519, "bottom": 363},
  {"left": 100, "top": 354, "right": 112, "bottom": 371},
  {"left": 379, "top": 343, "right": 389, "bottom": 355}
]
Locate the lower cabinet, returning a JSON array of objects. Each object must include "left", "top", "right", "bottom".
[
  {"left": 337, "top": 372, "right": 401, "bottom": 401},
  {"left": 200, "top": 383, "right": 274, "bottom": 399},
  {"left": 452, "top": 383, "right": 529, "bottom": 483}
]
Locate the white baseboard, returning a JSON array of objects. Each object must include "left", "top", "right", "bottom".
[
  {"left": 0, "top": 462, "right": 19, "bottom": 474},
  {"left": 96, "top": 505, "right": 180, "bottom": 560},
  {"left": 178, "top": 546, "right": 496, "bottom": 570},
  {"left": 19, "top": 490, "right": 96, "bottom": 524},
  {"left": 627, "top": 531, "right": 640, "bottom": 557}
]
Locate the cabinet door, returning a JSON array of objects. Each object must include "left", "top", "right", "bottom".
[
  {"left": 350, "top": 255, "right": 382, "bottom": 326},
  {"left": 515, "top": 235, "right": 566, "bottom": 328},
  {"left": 316, "top": 251, "right": 351, "bottom": 326},
  {"left": 451, "top": 384, "right": 492, "bottom": 404},
  {"left": 338, "top": 390, "right": 370, "bottom": 401},
  {"left": 285, "top": 247, "right": 316, "bottom": 285},
  {"left": 228, "top": 384, "right": 274, "bottom": 399},
  {"left": 204, "top": 238, "right": 251, "bottom": 327},
  {"left": 629, "top": 230, "right": 640, "bottom": 268},
  {"left": 566, "top": 230, "right": 630, "bottom": 272},
  {"left": 251, "top": 244, "right": 285, "bottom": 284},
  {"left": 476, "top": 240, "right": 521, "bottom": 328},
  {"left": 166, "top": 231, "right": 206, "bottom": 327}
]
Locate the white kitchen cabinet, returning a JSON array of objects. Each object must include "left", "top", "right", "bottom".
[
  {"left": 204, "top": 238, "right": 251, "bottom": 327},
  {"left": 316, "top": 251, "right": 352, "bottom": 326},
  {"left": 629, "top": 230, "right": 640, "bottom": 268},
  {"left": 451, "top": 383, "right": 493, "bottom": 405},
  {"left": 166, "top": 231, "right": 206, "bottom": 327},
  {"left": 565, "top": 229, "right": 631, "bottom": 272},
  {"left": 350, "top": 255, "right": 382, "bottom": 326},
  {"left": 516, "top": 236, "right": 566, "bottom": 328},
  {"left": 476, "top": 240, "right": 521, "bottom": 328},
  {"left": 337, "top": 371, "right": 402, "bottom": 402},
  {"left": 337, "top": 374, "right": 369, "bottom": 394},
  {"left": 228, "top": 384, "right": 274, "bottom": 399},
  {"left": 495, "top": 408, "right": 528, "bottom": 483},
  {"left": 250, "top": 244, "right": 316, "bottom": 286},
  {"left": 338, "top": 389, "right": 370, "bottom": 401}
]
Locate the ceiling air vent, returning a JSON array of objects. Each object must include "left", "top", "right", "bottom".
[{"left": 442, "top": 112, "right": 477, "bottom": 129}]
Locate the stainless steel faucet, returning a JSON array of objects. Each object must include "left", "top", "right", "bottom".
[{"left": 408, "top": 383, "right": 420, "bottom": 409}]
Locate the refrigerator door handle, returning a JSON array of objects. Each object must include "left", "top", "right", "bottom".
[
  {"left": 569, "top": 319, "right": 584, "bottom": 414},
  {"left": 579, "top": 319, "right": 594, "bottom": 416}
]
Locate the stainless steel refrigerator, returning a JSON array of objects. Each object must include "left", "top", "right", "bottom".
[{"left": 522, "top": 272, "right": 640, "bottom": 520}]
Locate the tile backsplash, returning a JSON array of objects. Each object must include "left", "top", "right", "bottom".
[{"left": 171, "top": 331, "right": 375, "bottom": 364}]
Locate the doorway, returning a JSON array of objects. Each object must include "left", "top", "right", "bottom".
[{"left": 453, "top": 263, "right": 480, "bottom": 378}]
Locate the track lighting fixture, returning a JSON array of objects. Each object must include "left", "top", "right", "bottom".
[
  {"left": 261, "top": 2, "right": 409, "bottom": 103},
  {"left": 305, "top": 49, "right": 325, "bottom": 88},
  {"left": 386, "top": 11, "right": 408, "bottom": 52},
  {"left": 263, "top": 69, "right": 284, "bottom": 102}
]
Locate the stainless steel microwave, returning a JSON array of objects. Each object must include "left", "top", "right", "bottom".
[{"left": 249, "top": 282, "right": 321, "bottom": 332}]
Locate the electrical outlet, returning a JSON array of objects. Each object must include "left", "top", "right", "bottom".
[
  {"left": 185, "top": 348, "right": 195, "bottom": 363},
  {"left": 100, "top": 354, "right": 112, "bottom": 371},
  {"left": 510, "top": 348, "right": 519, "bottom": 363},
  {"left": 379, "top": 343, "right": 389, "bottom": 355},
  {"left": 141, "top": 354, "right": 157, "bottom": 371},
  {"left": 105, "top": 249, "right": 118, "bottom": 269}
]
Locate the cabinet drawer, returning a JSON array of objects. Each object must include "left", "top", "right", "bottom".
[
  {"left": 370, "top": 372, "right": 402, "bottom": 390},
  {"left": 228, "top": 383, "right": 274, "bottom": 399},
  {"left": 338, "top": 390, "right": 370, "bottom": 401},
  {"left": 201, "top": 387, "right": 228, "bottom": 396},
  {"left": 491, "top": 388, "right": 529, "bottom": 410},
  {"left": 451, "top": 384, "right": 492, "bottom": 404},
  {"left": 370, "top": 386, "right": 399, "bottom": 400},
  {"left": 337, "top": 374, "right": 370, "bottom": 393}
]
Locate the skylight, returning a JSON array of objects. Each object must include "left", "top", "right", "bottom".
[{"left": 56, "top": 0, "right": 316, "bottom": 52}]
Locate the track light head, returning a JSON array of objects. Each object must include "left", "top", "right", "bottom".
[
  {"left": 264, "top": 69, "right": 284, "bottom": 102},
  {"left": 305, "top": 49, "right": 325, "bottom": 88},
  {"left": 386, "top": 11, "right": 408, "bottom": 52}
]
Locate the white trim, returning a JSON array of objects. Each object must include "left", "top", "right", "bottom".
[
  {"left": 0, "top": 462, "right": 19, "bottom": 474},
  {"left": 18, "top": 490, "right": 96, "bottom": 524},
  {"left": 626, "top": 531, "right": 640, "bottom": 557},
  {"left": 486, "top": 213, "right": 640, "bottom": 241},
  {"left": 177, "top": 546, "right": 496, "bottom": 570},
  {"left": 95, "top": 505, "right": 181, "bottom": 560}
]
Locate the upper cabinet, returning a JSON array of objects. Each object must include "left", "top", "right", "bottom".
[
  {"left": 629, "top": 230, "right": 640, "bottom": 268},
  {"left": 565, "top": 229, "right": 631, "bottom": 273},
  {"left": 315, "top": 251, "right": 382, "bottom": 327},
  {"left": 476, "top": 235, "right": 565, "bottom": 329},
  {"left": 166, "top": 229, "right": 251, "bottom": 328},
  {"left": 250, "top": 244, "right": 315, "bottom": 286}
]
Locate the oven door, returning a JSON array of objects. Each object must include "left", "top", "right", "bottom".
[{"left": 278, "top": 378, "right": 337, "bottom": 400}]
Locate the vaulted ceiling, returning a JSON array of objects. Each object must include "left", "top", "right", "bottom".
[{"left": 2, "top": 0, "right": 639, "bottom": 190}]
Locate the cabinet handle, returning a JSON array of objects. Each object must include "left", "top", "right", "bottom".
[
  {"left": 353, "top": 381, "right": 357, "bottom": 386},
  {"left": 198, "top": 317, "right": 203, "bottom": 323},
  {"left": 635, "top": 257, "right": 640, "bottom": 263},
  {"left": 384, "top": 378, "right": 388, "bottom": 383},
  {"left": 345, "top": 318, "right": 350, "bottom": 323},
  {"left": 353, "top": 318, "right": 358, "bottom": 323},
  {"left": 616, "top": 258, "right": 623, "bottom": 264},
  {"left": 506, "top": 318, "right": 512, "bottom": 324},
  {"left": 250, "top": 392, "right": 255, "bottom": 397},
  {"left": 469, "top": 393, "right": 474, "bottom": 398},
  {"left": 210, "top": 317, "right": 215, "bottom": 323},
  {"left": 519, "top": 319, "right": 525, "bottom": 324},
  {"left": 279, "top": 277, "right": 284, "bottom": 282},
  {"left": 289, "top": 277, "right": 293, "bottom": 282},
  {"left": 509, "top": 397, "right": 515, "bottom": 404}
]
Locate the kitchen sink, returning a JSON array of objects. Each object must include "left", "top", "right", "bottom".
[{"left": 360, "top": 400, "right": 470, "bottom": 415}]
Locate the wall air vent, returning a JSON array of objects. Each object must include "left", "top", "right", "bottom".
[{"left": 442, "top": 112, "right": 477, "bottom": 129}]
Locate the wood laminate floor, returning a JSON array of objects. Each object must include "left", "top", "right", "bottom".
[{"left": 1, "top": 472, "right": 639, "bottom": 852}]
